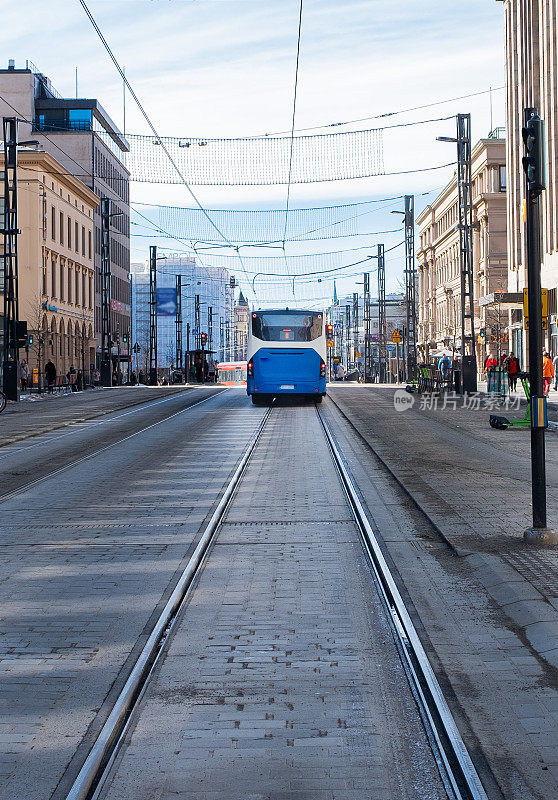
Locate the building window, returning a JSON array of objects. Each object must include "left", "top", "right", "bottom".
[
  {"left": 89, "top": 275, "right": 93, "bottom": 309},
  {"left": 82, "top": 226, "right": 86, "bottom": 257},
  {"left": 51, "top": 206, "right": 56, "bottom": 240},
  {"left": 68, "top": 267, "right": 72, "bottom": 304},
  {"left": 75, "top": 221, "right": 79, "bottom": 253},
  {"left": 88, "top": 230, "right": 92, "bottom": 259},
  {"left": 76, "top": 270, "right": 80, "bottom": 305},
  {"left": 82, "top": 273, "right": 86, "bottom": 308},
  {"left": 68, "top": 217, "right": 72, "bottom": 249},
  {"left": 499, "top": 165, "right": 507, "bottom": 192},
  {"left": 60, "top": 262, "right": 65, "bottom": 301},
  {"left": 60, "top": 211, "right": 64, "bottom": 245},
  {"left": 51, "top": 259, "right": 56, "bottom": 297}
]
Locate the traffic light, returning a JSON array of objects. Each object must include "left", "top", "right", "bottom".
[
  {"left": 15, "top": 320, "right": 28, "bottom": 348},
  {"left": 479, "top": 327, "right": 486, "bottom": 340},
  {"left": 122, "top": 332, "right": 128, "bottom": 344},
  {"left": 28, "top": 334, "right": 34, "bottom": 346},
  {"left": 326, "top": 323, "right": 333, "bottom": 337},
  {"left": 200, "top": 332, "right": 207, "bottom": 347},
  {"left": 522, "top": 112, "right": 545, "bottom": 195}
]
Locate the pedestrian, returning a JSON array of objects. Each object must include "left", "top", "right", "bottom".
[
  {"left": 501, "top": 350, "right": 508, "bottom": 365},
  {"left": 543, "top": 351, "right": 554, "bottom": 397},
  {"left": 93, "top": 368, "right": 100, "bottom": 387},
  {"left": 208, "top": 358, "right": 216, "bottom": 383},
  {"left": 45, "top": 359, "right": 56, "bottom": 392},
  {"left": 130, "top": 370, "right": 137, "bottom": 385},
  {"left": 485, "top": 351, "right": 498, "bottom": 394},
  {"left": 553, "top": 353, "right": 558, "bottom": 391},
  {"left": 68, "top": 364, "right": 77, "bottom": 392},
  {"left": 203, "top": 359, "right": 209, "bottom": 383},
  {"left": 138, "top": 369, "right": 145, "bottom": 385},
  {"left": 19, "top": 359, "right": 29, "bottom": 392},
  {"left": 336, "top": 363, "right": 346, "bottom": 381},
  {"left": 438, "top": 353, "right": 452, "bottom": 384},
  {"left": 504, "top": 352, "right": 520, "bottom": 393}
]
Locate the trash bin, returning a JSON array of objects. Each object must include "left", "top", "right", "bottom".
[{"left": 454, "top": 369, "right": 461, "bottom": 394}]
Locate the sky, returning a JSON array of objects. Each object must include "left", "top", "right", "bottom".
[{"left": 1, "top": 0, "right": 506, "bottom": 305}]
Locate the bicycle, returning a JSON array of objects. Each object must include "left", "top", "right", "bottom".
[{"left": 0, "top": 389, "right": 6, "bottom": 414}]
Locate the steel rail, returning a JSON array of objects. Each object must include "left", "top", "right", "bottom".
[
  {"left": 317, "top": 407, "right": 489, "bottom": 800},
  {"left": 64, "top": 404, "right": 272, "bottom": 800},
  {"left": 0, "top": 389, "right": 223, "bottom": 504}
]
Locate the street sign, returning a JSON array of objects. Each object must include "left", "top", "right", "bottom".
[
  {"left": 133, "top": 342, "right": 141, "bottom": 354},
  {"left": 327, "top": 339, "right": 334, "bottom": 348},
  {"left": 523, "top": 287, "right": 548, "bottom": 330},
  {"left": 333, "top": 356, "right": 341, "bottom": 365},
  {"left": 392, "top": 329, "right": 401, "bottom": 344},
  {"left": 387, "top": 344, "right": 395, "bottom": 353}
]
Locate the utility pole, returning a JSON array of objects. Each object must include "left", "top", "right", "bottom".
[
  {"left": 377, "top": 243, "right": 386, "bottom": 383},
  {"left": 100, "top": 198, "right": 112, "bottom": 386},
  {"left": 149, "top": 245, "right": 157, "bottom": 385},
  {"left": 364, "top": 272, "right": 371, "bottom": 383},
  {"left": 195, "top": 295, "right": 201, "bottom": 350},
  {"left": 129, "top": 273, "right": 133, "bottom": 383},
  {"left": 522, "top": 108, "right": 557, "bottom": 544},
  {"left": 208, "top": 305, "right": 213, "bottom": 354},
  {"left": 352, "top": 292, "right": 359, "bottom": 370},
  {"left": 345, "top": 304, "right": 351, "bottom": 367},
  {"left": 175, "top": 275, "right": 183, "bottom": 376},
  {"left": 404, "top": 195, "right": 417, "bottom": 380},
  {"left": 437, "top": 114, "right": 477, "bottom": 392},
  {"left": 2, "top": 118, "right": 20, "bottom": 400}
]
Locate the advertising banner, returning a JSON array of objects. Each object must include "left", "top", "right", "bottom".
[{"left": 157, "top": 287, "right": 178, "bottom": 317}]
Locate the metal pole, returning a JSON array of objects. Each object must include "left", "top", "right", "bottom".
[
  {"left": 2, "top": 117, "right": 20, "bottom": 400},
  {"left": 378, "top": 244, "right": 386, "bottom": 383},
  {"left": 522, "top": 108, "right": 556, "bottom": 543},
  {"left": 149, "top": 245, "right": 157, "bottom": 385},
  {"left": 345, "top": 304, "right": 351, "bottom": 368},
  {"left": 404, "top": 195, "right": 417, "bottom": 380},
  {"left": 100, "top": 198, "right": 112, "bottom": 386},
  {"left": 457, "top": 113, "right": 477, "bottom": 393},
  {"left": 364, "top": 272, "right": 371, "bottom": 382},
  {"left": 195, "top": 295, "right": 200, "bottom": 350},
  {"left": 176, "top": 275, "right": 183, "bottom": 374}
]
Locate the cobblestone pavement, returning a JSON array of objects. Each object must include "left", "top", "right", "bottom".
[
  {"left": 320, "top": 394, "right": 558, "bottom": 799},
  {"left": 101, "top": 404, "right": 447, "bottom": 800},
  {"left": 0, "top": 385, "right": 204, "bottom": 447},
  {"left": 0, "top": 389, "right": 266, "bottom": 800}
]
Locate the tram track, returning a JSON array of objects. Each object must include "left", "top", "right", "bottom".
[
  {"left": 0, "top": 388, "right": 223, "bottom": 503},
  {"left": 60, "top": 404, "right": 273, "bottom": 800},
  {"left": 60, "top": 399, "right": 489, "bottom": 800}
]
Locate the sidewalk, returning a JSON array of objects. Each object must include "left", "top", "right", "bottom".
[
  {"left": 328, "top": 385, "right": 558, "bottom": 674},
  {"left": 0, "top": 386, "right": 195, "bottom": 447}
]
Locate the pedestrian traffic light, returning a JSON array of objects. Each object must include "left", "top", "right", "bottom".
[
  {"left": 122, "top": 333, "right": 128, "bottom": 343},
  {"left": 28, "top": 334, "right": 34, "bottom": 346},
  {"left": 326, "top": 323, "right": 333, "bottom": 337},
  {"left": 522, "top": 112, "right": 545, "bottom": 195},
  {"left": 201, "top": 332, "right": 207, "bottom": 347},
  {"left": 479, "top": 327, "right": 486, "bottom": 340}
]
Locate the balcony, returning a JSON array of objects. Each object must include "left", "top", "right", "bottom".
[{"left": 33, "top": 118, "right": 92, "bottom": 133}]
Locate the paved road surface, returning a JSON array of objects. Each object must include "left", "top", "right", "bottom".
[
  {"left": 0, "top": 388, "right": 266, "bottom": 800},
  {"left": 100, "top": 403, "right": 447, "bottom": 800}
]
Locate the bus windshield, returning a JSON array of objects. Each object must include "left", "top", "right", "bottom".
[{"left": 251, "top": 311, "right": 323, "bottom": 342}]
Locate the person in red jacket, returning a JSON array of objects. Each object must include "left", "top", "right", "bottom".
[
  {"left": 543, "top": 352, "right": 554, "bottom": 397},
  {"left": 504, "top": 352, "right": 520, "bottom": 392}
]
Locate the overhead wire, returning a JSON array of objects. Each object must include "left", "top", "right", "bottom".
[{"left": 76, "top": 0, "right": 254, "bottom": 297}]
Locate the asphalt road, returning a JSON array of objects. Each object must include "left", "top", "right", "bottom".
[{"left": 0, "top": 388, "right": 267, "bottom": 800}]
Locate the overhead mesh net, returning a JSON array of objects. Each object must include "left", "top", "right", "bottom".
[
  {"left": 120, "top": 128, "right": 384, "bottom": 185},
  {"left": 132, "top": 198, "right": 400, "bottom": 244}
]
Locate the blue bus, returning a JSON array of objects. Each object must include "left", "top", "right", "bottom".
[{"left": 246, "top": 308, "right": 327, "bottom": 404}]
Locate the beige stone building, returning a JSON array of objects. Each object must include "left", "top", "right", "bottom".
[
  {"left": 1, "top": 150, "right": 98, "bottom": 384},
  {"left": 417, "top": 137, "right": 508, "bottom": 365},
  {"left": 234, "top": 291, "right": 249, "bottom": 361},
  {"left": 497, "top": 0, "right": 558, "bottom": 355}
]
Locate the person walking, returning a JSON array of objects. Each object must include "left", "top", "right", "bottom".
[
  {"left": 45, "top": 359, "right": 56, "bottom": 392},
  {"left": 19, "top": 359, "right": 30, "bottom": 392},
  {"left": 93, "top": 368, "right": 100, "bottom": 387},
  {"left": 335, "top": 363, "right": 346, "bottom": 381},
  {"left": 485, "top": 351, "right": 498, "bottom": 394},
  {"left": 208, "top": 358, "right": 217, "bottom": 383},
  {"left": 504, "top": 352, "right": 520, "bottom": 393},
  {"left": 543, "top": 352, "right": 554, "bottom": 397}
]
